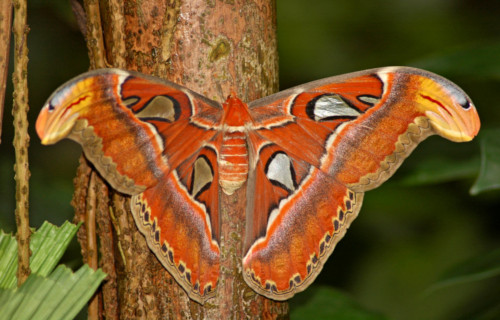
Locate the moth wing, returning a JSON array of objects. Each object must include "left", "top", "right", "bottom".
[
  {"left": 243, "top": 67, "right": 479, "bottom": 299},
  {"left": 36, "top": 69, "right": 224, "bottom": 303}
]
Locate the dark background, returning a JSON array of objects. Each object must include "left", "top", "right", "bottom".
[{"left": 1, "top": 1, "right": 499, "bottom": 319}]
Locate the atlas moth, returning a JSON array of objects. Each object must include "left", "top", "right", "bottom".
[{"left": 36, "top": 66, "right": 480, "bottom": 303}]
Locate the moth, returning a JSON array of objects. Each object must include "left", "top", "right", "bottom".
[{"left": 36, "top": 67, "right": 480, "bottom": 303}]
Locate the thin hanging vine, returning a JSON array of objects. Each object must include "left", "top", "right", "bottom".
[{"left": 12, "top": 0, "right": 31, "bottom": 286}]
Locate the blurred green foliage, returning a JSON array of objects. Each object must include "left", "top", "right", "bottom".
[
  {"left": 291, "top": 286, "right": 389, "bottom": 319},
  {"left": 0, "top": 0, "right": 499, "bottom": 319}
]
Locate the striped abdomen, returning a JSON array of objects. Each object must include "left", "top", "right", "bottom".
[{"left": 219, "top": 131, "right": 249, "bottom": 195}]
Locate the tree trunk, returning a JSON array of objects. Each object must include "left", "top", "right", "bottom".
[{"left": 74, "top": 0, "right": 289, "bottom": 318}]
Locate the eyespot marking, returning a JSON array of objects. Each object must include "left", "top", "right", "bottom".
[
  {"left": 306, "top": 94, "right": 360, "bottom": 122},
  {"left": 135, "top": 95, "right": 181, "bottom": 122},
  {"left": 190, "top": 155, "right": 214, "bottom": 198},
  {"left": 265, "top": 151, "right": 297, "bottom": 193}
]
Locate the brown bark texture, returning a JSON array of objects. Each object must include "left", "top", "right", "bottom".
[{"left": 75, "top": 0, "right": 289, "bottom": 318}]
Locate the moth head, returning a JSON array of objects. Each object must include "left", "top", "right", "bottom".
[
  {"left": 411, "top": 71, "right": 480, "bottom": 142},
  {"left": 222, "top": 92, "right": 252, "bottom": 127},
  {"left": 36, "top": 75, "right": 103, "bottom": 145}
]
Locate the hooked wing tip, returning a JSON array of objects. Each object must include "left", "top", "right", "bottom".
[
  {"left": 419, "top": 80, "right": 480, "bottom": 142},
  {"left": 382, "top": 67, "right": 481, "bottom": 142}
]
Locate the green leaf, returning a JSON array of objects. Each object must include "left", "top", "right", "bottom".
[
  {"left": 426, "top": 249, "right": 500, "bottom": 294},
  {"left": 470, "top": 128, "right": 500, "bottom": 195},
  {"left": 291, "top": 286, "right": 389, "bottom": 320},
  {"left": 397, "top": 156, "right": 479, "bottom": 186},
  {"left": 29, "top": 221, "right": 80, "bottom": 277},
  {"left": 0, "top": 264, "right": 106, "bottom": 320},
  {"left": 0, "top": 230, "right": 19, "bottom": 289},
  {"left": 0, "top": 221, "right": 79, "bottom": 289}
]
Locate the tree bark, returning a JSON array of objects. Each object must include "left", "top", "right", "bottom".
[{"left": 75, "top": 0, "right": 288, "bottom": 318}]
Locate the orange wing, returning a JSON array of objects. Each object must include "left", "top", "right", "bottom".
[
  {"left": 242, "top": 67, "right": 480, "bottom": 300},
  {"left": 36, "top": 69, "right": 224, "bottom": 303}
]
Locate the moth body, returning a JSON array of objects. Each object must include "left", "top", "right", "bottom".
[
  {"left": 218, "top": 94, "right": 253, "bottom": 194},
  {"left": 219, "top": 130, "right": 249, "bottom": 194}
]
